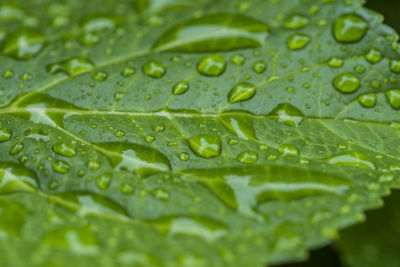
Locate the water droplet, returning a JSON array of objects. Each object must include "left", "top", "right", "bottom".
[
  {"left": 179, "top": 152, "right": 189, "bottom": 161},
  {"left": 114, "top": 130, "right": 126, "bottom": 137},
  {"left": 52, "top": 143, "right": 76, "bottom": 157},
  {"left": 279, "top": 144, "right": 300, "bottom": 156},
  {"left": 358, "top": 93, "right": 376, "bottom": 108},
  {"left": 3, "top": 68, "right": 14, "bottom": 78},
  {"left": 327, "top": 57, "right": 343, "bottom": 68},
  {"left": 228, "top": 82, "right": 256, "bottom": 103},
  {"left": 97, "top": 173, "right": 112, "bottom": 190},
  {"left": 269, "top": 103, "right": 304, "bottom": 127},
  {"left": 142, "top": 60, "right": 166, "bottom": 78},
  {"left": 80, "top": 14, "right": 120, "bottom": 32},
  {"left": 86, "top": 160, "right": 100, "bottom": 170},
  {"left": 152, "top": 14, "right": 269, "bottom": 52},
  {"left": 9, "top": 142, "right": 24, "bottom": 155},
  {"left": 53, "top": 160, "right": 71, "bottom": 173},
  {"left": 173, "top": 81, "right": 190, "bottom": 95},
  {"left": 324, "top": 151, "right": 376, "bottom": 169},
  {"left": 253, "top": 61, "right": 266, "bottom": 73},
  {"left": 237, "top": 151, "right": 258, "bottom": 163},
  {"left": 154, "top": 124, "right": 165, "bottom": 132},
  {"left": 284, "top": 14, "right": 309, "bottom": 29},
  {"left": 197, "top": 55, "right": 226, "bottom": 76},
  {"left": 333, "top": 72, "right": 360, "bottom": 93},
  {"left": 2, "top": 29, "right": 45, "bottom": 60},
  {"left": 188, "top": 134, "right": 221, "bottom": 159},
  {"left": 0, "top": 128, "right": 11, "bottom": 142},
  {"left": 365, "top": 48, "right": 382, "bottom": 63},
  {"left": 152, "top": 188, "right": 170, "bottom": 201},
  {"left": 390, "top": 60, "right": 400, "bottom": 74},
  {"left": 287, "top": 34, "right": 310, "bottom": 50},
  {"left": 79, "top": 32, "right": 100, "bottom": 46},
  {"left": 120, "top": 183, "right": 134, "bottom": 194},
  {"left": 231, "top": 54, "right": 245, "bottom": 65},
  {"left": 121, "top": 67, "right": 135, "bottom": 77},
  {"left": 219, "top": 114, "right": 256, "bottom": 141},
  {"left": 92, "top": 71, "right": 108, "bottom": 81},
  {"left": 385, "top": 90, "right": 400, "bottom": 109},
  {"left": 333, "top": 14, "right": 369, "bottom": 43},
  {"left": 47, "top": 57, "right": 94, "bottom": 77}
]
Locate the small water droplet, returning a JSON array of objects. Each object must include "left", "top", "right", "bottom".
[
  {"left": 385, "top": 90, "right": 400, "bottom": 109},
  {"left": 333, "top": 72, "right": 360, "bottom": 93},
  {"left": 80, "top": 14, "right": 120, "bottom": 32},
  {"left": 172, "top": 81, "right": 190, "bottom": 95},
  {"left": 79, "top": 32, "right": 100, "bottom": 46},
  {"left": 3, "top": 69, "right": 14, "bottom": 78},
  {"left": 97, "top": 173, "right": 112, "bottom": 190},
  {"left": 228, "top": 82, "right": 256, "bottom": 103},
  {"left": 2, "top": 29, "right": 45, "bottom": 60},
  {"left": 279, "top": 144, "right": 300, "bottom": 156},
  {"left": 253, "top": 61, "right": 266, "bottom": 73},
  {"left": 121, "top": 67, "right": 135, "bottom": 77},
  {"left": 284, "top": 14, "right": 309, "bottom": 29},
  {"left": 365, "top": 48, "right": 382, "bottom": 63},
  {"left": 237, "top": 151, "right": 258, "bottom": 163},
  {"left": 86, "top": 160, "right": 100, "bottom": 170},
  {"left": 179, "top": 152, "right": 189, "bottom": 161},
  {"left": 120, "top": 183, "right": 133, "bottom": 194},
  {"left": 152, "top": 188, "right": 170, "bottom": 201},
  {"left": 53, "top": 160, "right": 71, "bottom": 173},
  {"left": 333, "top": 14, "right": 369, "bottom": 43},
  {"left": 188, "top": 134, "right": 221, "bottom": 159},
  {"left": 197, "top": 55, "right": 226, "bottom": 76},
  {"left": 92, "top": 71, "right": 108, "bottom": 81},
  {"left": 47, "top": 57, "right": 94, "bottom": 77},
  {"left": 52, "top": 143, "right": 76, "bottom": 157},
  {"left": 287, "top": 34, "right": 310, "bottom": 50},
  {"left": 9, "top": 142, "right": 24, "bottom": 155},
  {"left": 358, "top": 94, "right": 376, "bottom": 108},
  {"left": 142, "top": 60, "right": 166, "bottom": 78},
  {"left": 390, "top": 60, "right": 400, "bottom": 74},
  {"left": 231, "top": 54, "right": 245, "bottom": 65},
  {"left": 327, "top": 57, "right": 343, "bottom": 68},
  {"left": 114, "top": 130, "right": 126, "bottom": 137}
]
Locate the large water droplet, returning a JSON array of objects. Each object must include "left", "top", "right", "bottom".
[
  {"left": 47, "top": 57, "right": 94, "bottom": 77},
  {"left": 324, "top": 151, "right": 376, "bottom": 169},
  {"left": 287, "top": 34, "right": 310, "bottom": 50},
  {"left": 333, "top": 72, "right": 360, "bottom": 93},
  {"left": 142, "top": 60, "right": 166, "bottom": 78},
  {"left": 52, "top": 143, "right": 76, "bottom": 157},
  {"left": 96, "top": 173, "right": 112, "bottom": 190},
  {"left": 152, "top": 14, "right": 269, "bottom": 52},
  {"left": 197, "top": 55, "right": 226, "bottom": 76},
  {"left": 227, "top": 82, "right": 256, "bottom": 103},
  {"left": 284, "top": 14, "right": 309, "bottom": 30},
  {"left": 269, "top": 103, "right": 304, "bottom": 127},
  {"left": 188, "top": 134, "right": 221, "bottom": 159},
  {"left": 386, "top": 90, "right": 400, "bottom": 109},
  {"left": 219, "top": 114, "right": 256, "bottom": 141},
  {"left": 390, "top": 60, "right": 400, "bottom": 74},
  {"left": 333, "top": 14, "right": 369, "bottom": 43},
  {"left": 2, "top": 29, "right": 45, "bottom": 60}
]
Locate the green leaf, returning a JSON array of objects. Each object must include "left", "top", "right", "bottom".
[
  {"left": 336, "top": 190, "right": 400, "bottom": 267},
  {"left": 1, "top": 0, "right": 400, "bottom": 266}
]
